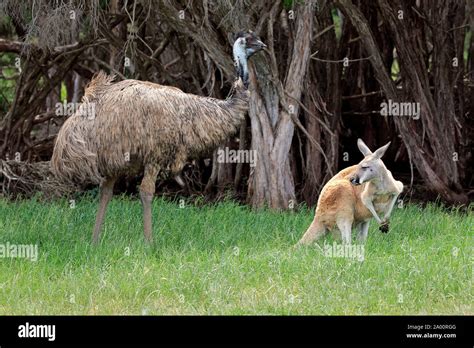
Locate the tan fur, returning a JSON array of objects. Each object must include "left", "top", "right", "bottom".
[
  {"left": 298, "top": 140, "right": 404, "bottom": 245},
  {"left": 313, "top": 165, "right": 399, "bottom": 227}
]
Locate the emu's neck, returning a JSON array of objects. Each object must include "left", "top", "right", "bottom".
[
  {"left": 184, "top": 84, "right": 249, "bottom": 158},
  {"left": 180, "top": 41, "right": 250, "bottom": 158},
  {"left": 233, "top": 43, "right": 249, "bottom": 87}
]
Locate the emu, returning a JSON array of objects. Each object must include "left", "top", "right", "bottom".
[{"left": 51, "top": 31, "right": 266, "bottom": 243}]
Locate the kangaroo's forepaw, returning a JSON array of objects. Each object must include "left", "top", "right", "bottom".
[{"left": 379, "top": 220, "right": 390, "bottom": 233}]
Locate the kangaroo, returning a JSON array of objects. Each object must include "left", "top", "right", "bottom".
[{"left": 297, "top": 139, "right": 403, "bottom": 245}]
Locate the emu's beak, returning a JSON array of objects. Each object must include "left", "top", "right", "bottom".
[{"left": 256, "top": 40, "right": 267, "bottom": 50}]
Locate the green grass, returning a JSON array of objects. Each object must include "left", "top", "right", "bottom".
[{"left": 0, "top": 196, "right": 472, "bottom": 315}]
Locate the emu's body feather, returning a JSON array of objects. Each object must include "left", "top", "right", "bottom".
[{"left": 51, "top": 72, "right": 249, "bottom": 185}]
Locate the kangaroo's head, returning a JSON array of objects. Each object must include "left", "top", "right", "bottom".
[
  {"left": 233, "top": 31, "right": 266, "bottom": 88},
  {"left": 350, "top": 139, "right": 391, "bottom": 186}
]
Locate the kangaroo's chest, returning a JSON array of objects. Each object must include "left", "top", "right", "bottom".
[{"left": 373, "top": 194, "right": 392, "bottom": 213}]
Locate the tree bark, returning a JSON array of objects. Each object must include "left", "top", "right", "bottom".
[
  {"left": 335, "top": 0, "right": 469, "bottom": 204},
  {"left": 247, "top": 1, "right": 315, "bottom": 209}
]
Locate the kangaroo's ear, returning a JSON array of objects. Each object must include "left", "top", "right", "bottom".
[
  {"left": 357, "top": 139, "right": 372, "bottom": 157},
  {"left": 373, "top": 141, "right": 391, "bottom": 159}
]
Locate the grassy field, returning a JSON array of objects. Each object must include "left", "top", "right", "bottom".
[{"left": 0, "top": 195, "right": 472, "bottom": 315}]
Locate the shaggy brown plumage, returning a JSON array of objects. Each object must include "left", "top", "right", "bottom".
[{"left": 51, "top": 72, "right": 249, "bottom": 185}]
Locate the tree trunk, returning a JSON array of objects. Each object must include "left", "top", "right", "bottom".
[
  {"left": 336, "top": 0, "right": 469, "bottom": 204},
  {"left": 247, "top": 1, "right": 314, "bottom": 209}
]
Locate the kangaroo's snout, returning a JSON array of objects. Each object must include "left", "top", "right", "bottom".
[{"left": 350, "top": 176, "right": 360, "bottom": 185}]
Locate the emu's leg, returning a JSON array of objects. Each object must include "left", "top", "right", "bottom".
[
  {"left": 140, "top": 165, "right": 159, "bottom": 243},
  {"left": 92, "top": 178, "right": 116, "bottom": 244}
]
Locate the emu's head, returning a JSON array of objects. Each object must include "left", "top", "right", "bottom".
[
  {"left": 233, "top": 31, "right": 266, "bottom": 88},
  {"left": 349, "top": 139, "right": 391, "bottom": 186}
]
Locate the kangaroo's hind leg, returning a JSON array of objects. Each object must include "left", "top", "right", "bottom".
[
  {"left": 336, "top": 216, "right": 354, "bottom": 244},
  {"left": 297, "top": 219, "right": 327, "bottom": 246},
  {"left": 357, "top": 221, "right": 370, "bottom": 243}
]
